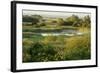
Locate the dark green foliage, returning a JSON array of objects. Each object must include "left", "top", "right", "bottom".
[
  {"left": 31, "top": 18, "right": 39, "bottom": 25},
  {"left": 31, "top": 15, "right": 42, "bottom": 25},
  {"left": 23, "top": 15, "right": 33, "bottom": 22},
  {"left": 23, "top": 15, "right": 43, "bottom": 25},
  {"left": 65, "top": 15, "right": 80, "bottom": 26},
  {"left": 23, "top": 42, "right": 58, "bottom": 62}
]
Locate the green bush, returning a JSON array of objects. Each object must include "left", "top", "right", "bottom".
[{"left": 23, "top": 42, "right": 58, "bottom": 62}]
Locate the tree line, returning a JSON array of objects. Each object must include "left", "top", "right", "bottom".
[{"left": 23, "top": 14, "right": 91, "bottom": 28}]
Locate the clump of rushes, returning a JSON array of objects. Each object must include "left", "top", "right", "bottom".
[{"left": 64, "top": 34, "right": 91, "bottom": 60}]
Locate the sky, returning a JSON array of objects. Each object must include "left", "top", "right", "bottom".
[{"left": 23, "top": 10, "right": 91, "bottom": 18}]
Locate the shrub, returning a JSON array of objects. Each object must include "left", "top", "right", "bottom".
[{"left": 26, "top": 42, "right": 57, "bottom": 62}]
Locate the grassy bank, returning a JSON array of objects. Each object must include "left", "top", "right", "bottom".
[{"left": 23, "top": 33, "right": 91, "bottom": 62}]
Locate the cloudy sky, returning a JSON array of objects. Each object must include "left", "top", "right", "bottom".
[{"left": 23, "top": 10, "right": 91, "bottom": 18}]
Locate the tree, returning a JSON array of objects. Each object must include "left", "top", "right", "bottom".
[
  {"left": 82, "top": 15, "right": 91, "bottom": 27},
  {"left": 56, "top": 18, "right": 65, "bottom": 26},
  {"left": 23, "top": 15, "right": 43, "bottom": 25},
  {"left": 31, "top": 15, "right": 43, "bottom": 25},
  {"left": 23, "top": 15, "right": 33, "bottom": 22},
  {"left": 65, "top": 15, "right": 80, "bottom": 26}
]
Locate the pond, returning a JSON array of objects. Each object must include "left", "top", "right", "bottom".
[
  {"left": 32, "top": 29, "right": 78, "bottom": 33},
  {"left": 23, "top": 28, "right": 86, "bottom": 38},
  {"left": 32, "top": 29, "right": 84, "bottom": 36}
]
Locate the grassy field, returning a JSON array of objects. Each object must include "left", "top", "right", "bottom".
[{"left": 22, "top": 25, "right": 91, "bottom": 62}]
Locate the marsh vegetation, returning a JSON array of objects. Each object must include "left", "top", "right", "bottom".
[{"left": 22, "top": 11, "right": 91, "bottom": 62}]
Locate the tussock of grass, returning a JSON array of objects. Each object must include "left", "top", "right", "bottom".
[
  {"left": 64, "top": 34, "right": 91, "bottom": 60},
  {"left": 78, "top": 27, "right": 90, "bottom": 33}
]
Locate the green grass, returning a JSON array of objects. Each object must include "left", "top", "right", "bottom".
[
  {"left": 22, "top": 25, "right": 91, "bottom": 62},
  {"left": 23, "top": 34, "right": 91, "bottom": 62}
]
